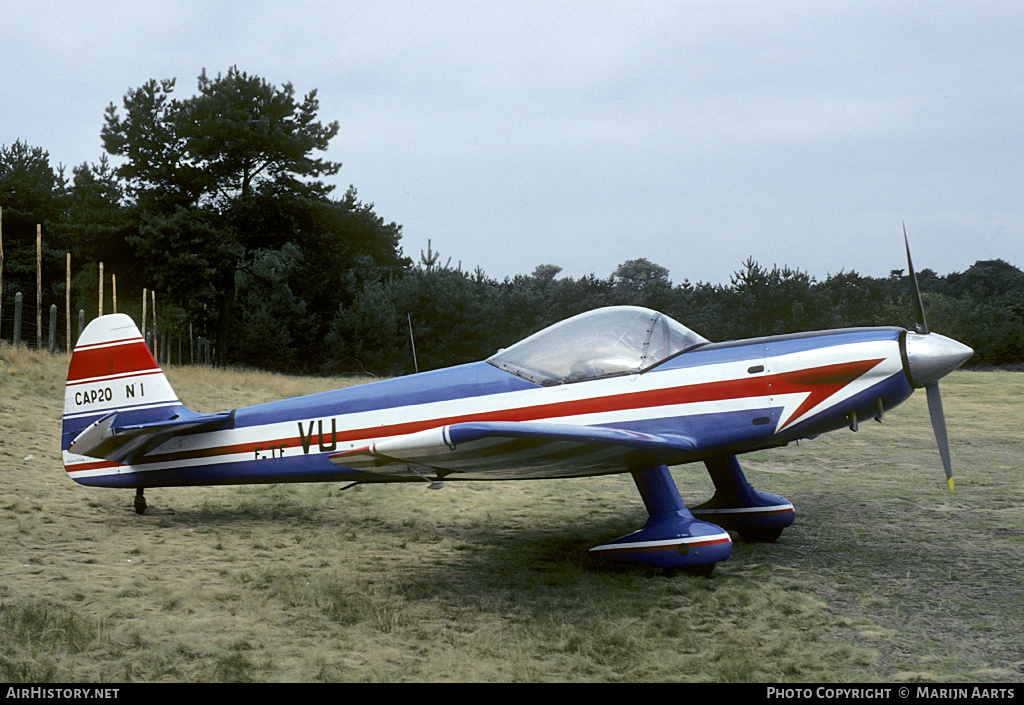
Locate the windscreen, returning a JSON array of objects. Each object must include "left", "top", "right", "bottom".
[{"left": 487, "top": 306, "right": 708, "bottom": 385}]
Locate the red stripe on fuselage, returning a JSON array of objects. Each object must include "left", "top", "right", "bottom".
[
  {"left": 128, "top": 374, "right": 769, "bottom": 467},
  {"left": 106, "top": 355, "right": 892, "bottom": 470}
]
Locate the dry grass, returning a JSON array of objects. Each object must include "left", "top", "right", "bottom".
[{"left": 1, "top": 344, "right": 1022, "bottom": 682}]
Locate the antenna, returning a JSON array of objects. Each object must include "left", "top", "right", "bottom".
[{"left": 408, "top": 313, "right": 419, "bottom": 373}]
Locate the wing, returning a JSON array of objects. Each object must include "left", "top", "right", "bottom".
[
  {"left": 329, "top": 421, "right": 697, "bottom": 480},
  {"left": 67, "top": 410, "right": 232, "bottom": 465}
]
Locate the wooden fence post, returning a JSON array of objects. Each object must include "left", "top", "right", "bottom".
[
  {"left": 48, "top": 304, "right": 57, "bottom": 353},
  {"left": 13, "top": 292, "right": 22, "bottom": 346},
  {"left": 66, "top": 252, "right": 71, "bottom": 352},
  {"left": 36, "top": 225, "right": 42, "bottom": 349},
  {"left": 151, "top": 290, "right": 157, "bottom": 360},
  {"left": 0, "top": 206, "right": 4, "bottom": 338}
]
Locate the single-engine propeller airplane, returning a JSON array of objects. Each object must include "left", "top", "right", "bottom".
[{"left": 62, "top": 233, "right": 973, "bottom": 574}]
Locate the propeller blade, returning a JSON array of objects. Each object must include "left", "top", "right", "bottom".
[
  {"left": 925, "top": 382, "right": 954, "bottom": 492},
  {"left": 904, "top": 225, "right": 960, "bottom": 491},
  {"left": 904, "top": 222, "right": 929, "bottom": 335}
]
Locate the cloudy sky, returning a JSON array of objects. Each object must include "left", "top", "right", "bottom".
[{"left": 4, "top": 1, "right": 1022, "bottom": 286}]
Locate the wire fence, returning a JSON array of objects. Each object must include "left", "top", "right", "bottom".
[
  {"left": 0, "top": 293, "right": 64, "bottom": 351},
  {"left": 0, "top": 292, "right": 214, "bottom": 365}
]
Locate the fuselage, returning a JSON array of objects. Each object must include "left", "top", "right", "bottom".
[{"left": 64, "top": 325, "right": 915, "bottom": 489}]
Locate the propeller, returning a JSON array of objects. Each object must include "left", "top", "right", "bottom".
[
  {"left": 904, "top": 223, "right": 929, "bottom": 335},
  {"left": 902, "top": 224, "right": 972, "bottom": 492}
]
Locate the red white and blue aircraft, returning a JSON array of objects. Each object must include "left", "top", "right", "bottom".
[{"left": 61, "top": 237, "right": 973, "bottom": 574}]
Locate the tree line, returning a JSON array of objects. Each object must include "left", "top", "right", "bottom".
[
  {"left": 3, "top": 68, "right": 1023, "bottom": 376},
  {"left": 326, "top": 251, "right": 1024, "bottom": 375}
]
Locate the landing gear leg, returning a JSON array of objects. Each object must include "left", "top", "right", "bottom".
[
  {"left": 133, "top": 488, "right": 147, "bottom": 515},
  {"left": 589, "top": 464, "right": 732, "bottom": 572},
  {"left": 690, "top": 455, "right": 795, "bottom": 542}
]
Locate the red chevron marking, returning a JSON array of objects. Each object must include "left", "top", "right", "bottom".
[{"left": 771, "top": 358, "right": 885, "bottom": 431}]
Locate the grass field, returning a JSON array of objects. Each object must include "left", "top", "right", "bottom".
[{"left": 1, "top": 345, "right": 1022, "bottom": 682}]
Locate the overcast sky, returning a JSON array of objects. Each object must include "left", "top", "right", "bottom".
[{"left": 4, "top": 1, "right": 1022, "bottom": 286}]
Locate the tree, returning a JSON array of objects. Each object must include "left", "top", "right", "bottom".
[
  {"left": 100, "top": 78, "right": 193, "bottom": 209},
  {"left": 0, "top": 140, "right": 66, "bottom": 210},
  {"left": 947, "top": 259, "right": 1024, "bottom": 299},
  {"left": 725, "top": 258, "right": 824, "bottom": 338},
  {"left": 0, "top": 141, "right": 67, "bottom": 277},
  {"left": 612, "top": 257, "right": 673, "bottom": 310},
  {"left": 177, "top": 67, "right": 341, "bottom": 205},
  {"left": 531, "top": 264, "right": 562, "bottom": 284},
  {"left": 53, "top": 156, "right": 136, "bottom": 286},
  {"left": 231, "top": 244, "right": 320, "bottom": 372},
  {"left": 101, "top": 68, "right": 348, "bottom": 364},
  {"left": 612, "top": 258, "right": 670, "bottom": 291},
  {"left": 0, "top": 141, "right": 69, "bottom": 343}
]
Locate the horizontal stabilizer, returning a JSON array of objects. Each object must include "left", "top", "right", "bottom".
[
  {"left": 329, "top": 421, "right": 696, "bottom": 479},
  {"left": 68, "top": 410, "right": 232, "bottom": 465}
]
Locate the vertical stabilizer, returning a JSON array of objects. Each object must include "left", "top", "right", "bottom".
[{"left": 62, "top": 314, "right": 183, "bottom": 482}]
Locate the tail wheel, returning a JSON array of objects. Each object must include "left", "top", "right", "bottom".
[{"left": 134, "top": 488, "right": 147, "bottom": 515}]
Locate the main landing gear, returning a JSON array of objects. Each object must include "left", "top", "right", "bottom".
[
  {"left": 690, "top": 455, "right": 795, "bottom": 543},
  {"left": 588, "top": 464, "right": 734, "bottom": 574},
  {"left": 588, "top": 455, "right": 795, "bottom": 575}
]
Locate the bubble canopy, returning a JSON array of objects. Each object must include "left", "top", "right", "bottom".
[{"left": 487, "top": 306, "right": 709, "bottom": 386}]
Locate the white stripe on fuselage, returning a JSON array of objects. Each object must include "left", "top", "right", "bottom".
[{"left": 66, "top": 337, "right": 901, "bottom": 481}]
